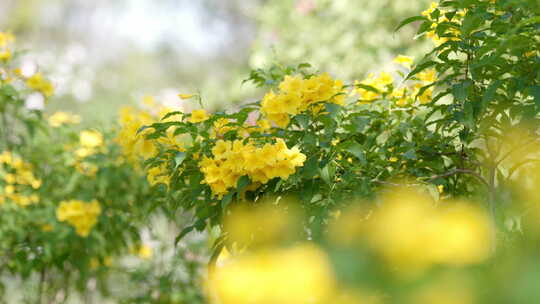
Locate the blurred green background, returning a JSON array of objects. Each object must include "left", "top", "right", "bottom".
[{"left": 0, "top": 0, "right": 430, "bottom": 125}]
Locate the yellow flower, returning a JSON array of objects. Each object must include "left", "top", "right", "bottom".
[
  {"left": 178, "top": 93, "right": 195, "bottom": 100},
  {"left": 56, "top": 199, "right": 101, "bottom": 237},
  {"left": 393, "top": 55, "right": 414, "bottom": 68},
  {"left": 418, "top": 68, "right": 437, "bottom": 83},
  {"left": 256, "top": 119, "right": 271, "bottom": 131},
  {"left": 208, "top": 244, "right": 335, "bottom": 304},
  {"left": 48, "top": 111, "right": 81, "bottom": 127},
  {"left": 0, "top": 32, "right": 15, "bottom": 47},
  {"left": 79, "top": 130, "right": 104, "bottom": 148},
  {"left": 26, "top": 73, "right": 54, "bottom": 98},
  {"left": 146, "top": 164, "right": 170, "bottom": 186},
  {"left": 190, "top": 109, "right": 210, "bottom": 123},
  {"left": 0, "top": 49, "right": 11, "bottom": 62},
  {"left": 138, "top": 245, "right": 153, "bottom": 259},
  {"left": 422, "top": 2, "right": 439, "bottom": 19}
]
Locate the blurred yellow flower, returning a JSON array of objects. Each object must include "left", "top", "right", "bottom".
[
  {"left": 79, "top": 130, "right": 104, "bottom": 148},
  {"left": 56, "top": 199, "right": 101, "bottom": 237},
  {"left": 190, "top": 109, "right": 210, "bottom": 123},
  {"left": 393, "top": 55, "right": 414, "bottom": 68},
  {"left": 48, "top": 111, "right": 81, "bottom": 127},
  {"left": 208, "top": 244, "right": 335, "bottom": 304},
  {"left": 138, "top": 245, "right": 153, "bottom": 259},
  {"left": 26, "top": 73, "right": 55, "bottom": 98},
  {"left": 178, "top": 93, "right": 195, "bottom": 100}
]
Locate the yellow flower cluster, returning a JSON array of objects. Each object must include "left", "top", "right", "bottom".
[
  {"left": 48, "top": 111, "right": 81, "bottom": 127},
  {"left": 70, "top": 130, "right": 104, "bottom": 176},
  {"left": 56, "top": 199, "right": 101, "bottom": 237},
  {"left": 208, "top": 244, "right": 335, "bottom": 304},
  {"left": 353, "top": 55, "right": 437, "bottom": 106},
  {"left": 146, "top": 163, "right": 170, "bottom": 187},
  {"left": 422, "top": 2, "right": 464, "bottom": 46},
  {"left": 117, "top": 98, "right": 184, "bottom": 163},
  {"left": 261, "top": 73, "right": 345, "bottom": 128},
  {"left": 117, "top": 106, "right": 158, "bottom": 162},
  {"left": 116, "top": 97, "right": 185, "bottom": 186},
  {"left": 26, "top": 73, "right": 55, "bottom": 98},
  {"left": 0, "top": 32, "right": 14, "bottom": 62},
  {"left": 354, "top": 71, "right": 394, "bottom": 102},
  {"left": 0, "top": 151, "right": 41, "bottom": 207},
  {"left": 199, "top": 139, "right": 306, "bottom": 198}
]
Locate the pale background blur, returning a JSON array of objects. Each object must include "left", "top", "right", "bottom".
[{"left": 0, "top": 0, "right": 430, "bottom": 125}]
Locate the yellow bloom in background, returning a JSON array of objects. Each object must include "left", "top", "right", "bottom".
[
  {"left": 146, "top": 163, "right": 170, "bottom": 186},
  {"left": 0, "top": 49, "right": 11, "bottom": 62},
  {"left": 25, "top": 73, "right": 55, "bottom": 98},
  {"left": 0, "top": 32, "right": 15, "bottom": 47},
  {"left": 56, "top": 199, "right": 101, "bottom": 237},
  {"left": 79, "top": 130, "right": 104, "bottom": 148},
  {"left": 48, "top": 111, "right": 82, "bottom": 127},
  {"left": 418, "top": 69, "right": 437, "bottom": 83},
  {"left": 353, "top": 71, "right": 394, "bottom": 103},
  {"left": 190, "top": 109, "right": 210, "bottom": 123},
  {"left": 138, "top": 245, "right": 153, "bottom": 259},
  {"left": 208, "top": 244, "right": 335, "bottom": 304},
  {"left": 178, "top": 93, "right": 195, "bottom": 100},
  {"left": 393, "top": 55, "right": 414, "bottom": 69},
  {"left": 421, "top": 2, "right": 439, "bottom": 19},
  {"left": 0, "top": 151, "right": 41, "bottom": 207}
]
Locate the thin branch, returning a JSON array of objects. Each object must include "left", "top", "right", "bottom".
[{"left": 426, "top": 168, "right": 490, "bottom": 189}]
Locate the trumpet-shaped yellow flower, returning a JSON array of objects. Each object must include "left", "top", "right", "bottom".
[
  {"left": 190, "top": 109, "right": 210, "bottom": 123},
  {"left": 393, "top": 55, "right": 414, "bottom": 68}
]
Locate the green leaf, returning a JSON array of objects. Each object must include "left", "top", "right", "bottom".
[
  {"left": 221, "top": 191, "right": 234, "bottom": 210},
  {"left": 403, "top": 149, "right": 417, "bottom": 160},
  {"left": 174, "top": 225, "right": 196, "bottom": 246},
  {"left": 406, "top": 61, "right": 438, "bottom": 81},
  {"left": 452, "top": 80, "right": 472, "bottom": 103},
  {"left": 161, "top": 111, "right": 183, "bottom": 121},
  {"left": 529, "top": 86, "right": 540, "bottom": 110},
  {"left": 303, "top": 157, "right": 319, "bottom": 179},
  {"left": 395, "top": 16, "right": 428, "bottom": 32},
  {"left": 324, "top": 103, "right": 341, "bottom": 119},
  {"left": 344, "top": 142, "right": 366, "bottom": 165},
  {"left": 482, "top": 80, "right": 502, "bottom": 104},
  {"left": 174, "top": 152, "right": 186, "bottom": 169},
  {"left": 236, "top": 175, "right": 250, "bottom": 200}
]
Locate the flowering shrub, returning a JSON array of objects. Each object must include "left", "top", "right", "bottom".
[{"left": 0, "top": 32, "right": 161, "bottom": 302}]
